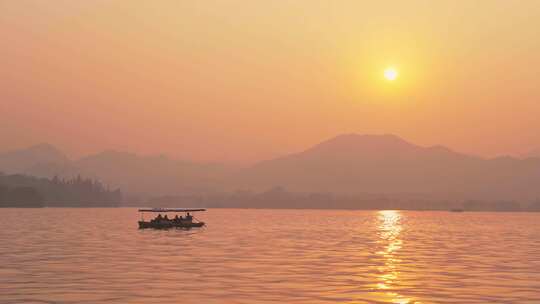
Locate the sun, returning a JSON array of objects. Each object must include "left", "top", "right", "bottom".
[{"left": 384, "top": 67, "right": 398, "bottom": 81}]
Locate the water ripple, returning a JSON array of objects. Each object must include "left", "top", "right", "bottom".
[{"left": 1, "top": 208, "right": 539, "bottom": 303}]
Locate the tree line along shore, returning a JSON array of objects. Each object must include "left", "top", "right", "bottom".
[
  {"left": 2, "top": 173, "right": 540, "bottom": 211},
  {"left": 0, "top": 173, "right": 121, "bottom": 208}
]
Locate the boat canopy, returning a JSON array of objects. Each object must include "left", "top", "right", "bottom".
[{"left": 138, "top": 208, "right": 206, "bottom": 213}]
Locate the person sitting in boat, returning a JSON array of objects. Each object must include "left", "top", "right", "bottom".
[
  {"left": 163, "top": 214, "right": 169, "bottom": 222},
  {"left": 174, "top": 215, "right": 179, "bottom": 221},
  {"left": 186, "top": 212, "right": 193, "bottom": 222},
  {"left": 155, "top": 214, "right": 163, "bottom": 221}
]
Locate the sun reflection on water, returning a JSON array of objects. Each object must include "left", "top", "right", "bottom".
[{"left": 375, "top": 210, "right": 420, "bottom": 304}]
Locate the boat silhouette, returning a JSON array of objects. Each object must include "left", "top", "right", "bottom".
[{"left": 138, "top": 208, "right": 206, "bottom": 229}]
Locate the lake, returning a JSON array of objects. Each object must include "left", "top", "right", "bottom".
[{"left": 1, "top": 208, "right": 539, "bottom": 303}]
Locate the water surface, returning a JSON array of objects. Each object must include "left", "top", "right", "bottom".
[{"left": 1, "top": 208, "right": 539, "bottom": 303}]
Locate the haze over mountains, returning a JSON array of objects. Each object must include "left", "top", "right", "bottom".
[
  {"left": 522, "top": 148, "right": 540, "bottom": 159},
  {"left": 1, "top": 134, "right": 540, "bottom": 203},
  {"left": 0, "top": 143, "right": 70, "bottom": 174},
  {"left": 241, "top": 134, "right": 540, "bottom": 201},
  {"left": 0, "top": 145, "right": 231, "bottom": 196}
]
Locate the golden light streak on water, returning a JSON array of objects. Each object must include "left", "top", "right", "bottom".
[{"left": 375, "top": 210, "right": 420, "bottom": 304}]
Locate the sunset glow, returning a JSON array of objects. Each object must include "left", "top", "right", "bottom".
[
  {"left": 2, "top": 2, "right": 540, "bottom": 304},
  {"left": 1, "top": 1, "right": 540, "bottom": 162}
]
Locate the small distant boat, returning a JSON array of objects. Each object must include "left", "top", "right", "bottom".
[
  {"left": 138, "top": 208, "right": 206, "bottom": 229},
  {"left": 450, "top": 208, "right": 464, "bottom": 212}
]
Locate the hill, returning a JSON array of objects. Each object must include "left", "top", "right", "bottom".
[
  {"left": 3, "top": 135, "right": 540, "bottom": 205},
  {"left": 75, "top": 151, "right": 232, "bottom": 196},
  {"left": 0, "top": 143, "right": 70, "bottom": 174},
  {"left": 240, "top": 134, "right": 540, "bottom": 201}
]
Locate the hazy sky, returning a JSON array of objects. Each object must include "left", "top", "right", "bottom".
[{"left": 2, "top": 1, "right": 540, "bottom": 163}]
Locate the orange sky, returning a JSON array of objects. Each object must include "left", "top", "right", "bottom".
[{"left": 2, "top": 1, "right": 540, "bottom": 163}]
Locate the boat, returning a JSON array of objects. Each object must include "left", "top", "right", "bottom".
[{"left": 138, "top": 208, "right": 206, "bottom": 229}]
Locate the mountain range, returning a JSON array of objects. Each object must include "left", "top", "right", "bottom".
[
  {"left": 1, "top": 134, "right": 540, "bottom": 202},
  {"left": 0, "top": 144, "right": 231, "bottom": 197}
]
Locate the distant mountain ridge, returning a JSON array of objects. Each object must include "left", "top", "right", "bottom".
[
  {"left": 239, "top": 134, "right": 540, "bottom": 201},
  {"left": 2, "top": 134, "right": 540, "bottom": 202},
  {"left": 0, "top": 145, "right": 233, "bottom": 196},
  {"left": 75, "top": 150, "right": 232, "bottom": 195},
  {"left": 0, "top": 143, "right": 70, "bottom": 174}
]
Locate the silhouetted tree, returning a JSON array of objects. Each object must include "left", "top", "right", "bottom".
[{"left": 0, "top": 173, "right": 122, "bottom": 207}]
